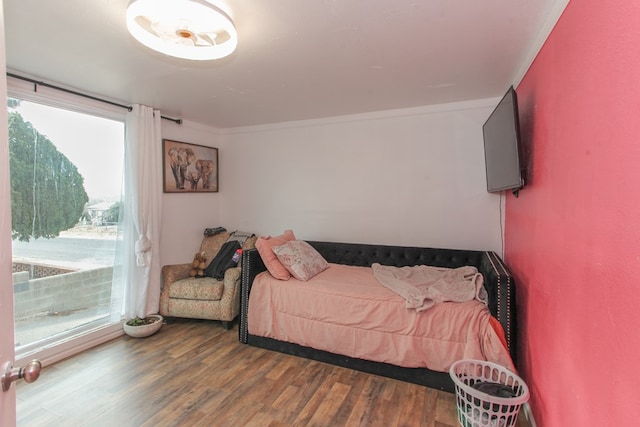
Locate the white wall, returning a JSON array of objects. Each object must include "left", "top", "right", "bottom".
[
  {"left": 159, "top": 119, "right": 222, "bottom": 266},
  {"left": 219, "top": 99, "right": 505, "bottom": 254}
]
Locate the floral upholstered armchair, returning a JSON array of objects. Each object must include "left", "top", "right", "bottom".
[{"left": 159, "top": 230, "right": 257, "bottom": 329}]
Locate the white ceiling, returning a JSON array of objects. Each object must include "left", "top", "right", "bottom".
[{"left": 4, "top": 0, "right": 565, "bottom": 128}]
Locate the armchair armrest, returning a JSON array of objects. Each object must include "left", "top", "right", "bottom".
[
  {"left": 219, "top": 266, "right": 242, "bottom": 320},
  {"left": 223, "top": 266, "right": 241, "bottom": 283},
  {"left": 162, "top": 263, "right": 192, "bottom": 288}
]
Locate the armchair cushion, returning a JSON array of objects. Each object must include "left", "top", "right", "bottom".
[{"left": 167, "top": 277, "right": 224, "bottom": 301}]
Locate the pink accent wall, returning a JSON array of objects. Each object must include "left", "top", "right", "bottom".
[{"left": 506, "top": 1, "right": 640, "bottom": 425}]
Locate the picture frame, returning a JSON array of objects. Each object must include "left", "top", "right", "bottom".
[{"left": 162, "top": 139, "right": 218, "bottom": 193}]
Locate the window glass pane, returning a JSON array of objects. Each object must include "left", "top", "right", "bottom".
[{"left": 8, "top": 98, "right": 124, "bottom": 351}]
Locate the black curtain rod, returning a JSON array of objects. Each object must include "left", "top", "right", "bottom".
[{"left": 6, "top": 72, "right": 182, "bottom": 125}]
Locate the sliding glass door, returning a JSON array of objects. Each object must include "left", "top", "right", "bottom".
[{"left": 8, "top": 96, "right": 125, "bottom": 358}]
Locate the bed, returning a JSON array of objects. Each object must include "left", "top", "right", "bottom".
[{"left": 239, "top": 240, "right": 517, "bottom": 392}]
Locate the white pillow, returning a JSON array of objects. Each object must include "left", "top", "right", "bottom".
[{"left": 272, "top": 240, "right": 329, "bottom": 281}]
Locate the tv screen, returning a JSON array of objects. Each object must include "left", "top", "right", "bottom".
[{"left": 482, "top": 86, "right": 524, "bottom": 193}]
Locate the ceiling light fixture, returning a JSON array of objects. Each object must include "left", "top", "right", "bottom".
[{"left": 126, "top": 0, "right": 237, "bottom": 61}]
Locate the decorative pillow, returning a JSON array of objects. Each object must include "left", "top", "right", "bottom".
[
  {"left": 272, "top": 240, "right": 329, "bottom": 281},
  {"left": 255, "top": 230, "right": 296, "bottom": 280}
]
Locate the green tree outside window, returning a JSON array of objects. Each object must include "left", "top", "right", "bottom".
[{"left": 8, "top": 106, "right": 89, "bottom": 241}]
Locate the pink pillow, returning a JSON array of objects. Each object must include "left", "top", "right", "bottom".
[
  {"left": 255, "top": 230, "right": 296, "bottom": 280},
  {"left": 272, "top": 240, "right": 329, "bottom": 281}
]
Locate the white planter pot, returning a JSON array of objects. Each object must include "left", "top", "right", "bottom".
[{"left": 123, "top": 314, "right": 163, "bottom": 338}]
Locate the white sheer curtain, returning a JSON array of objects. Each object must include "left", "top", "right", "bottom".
[{"left": 120, "top": 104, "right": 163, "bottom": 319}]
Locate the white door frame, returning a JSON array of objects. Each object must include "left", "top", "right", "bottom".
[{"left": 0, "top": 0, "right": 18, "bottom": 425}]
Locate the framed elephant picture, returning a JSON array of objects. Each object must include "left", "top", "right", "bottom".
[{"left": 162, "top": 139, "right": 219, "bottom": 193}]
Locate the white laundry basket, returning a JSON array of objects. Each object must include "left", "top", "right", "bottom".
[{"left": 449, "top": 359, "right": 529, "bottom": 427}]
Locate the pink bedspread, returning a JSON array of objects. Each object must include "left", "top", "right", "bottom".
[{"left": 248, "top": 263, "right": 514, "bottom": 372}]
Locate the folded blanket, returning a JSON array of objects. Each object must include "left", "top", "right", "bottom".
[{"left": 371, "top": 263, "right": 488, "bottom": 312}]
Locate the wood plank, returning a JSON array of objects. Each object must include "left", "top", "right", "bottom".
[{"left": 306, "top": 381, "right": 351, "bottom": 426}]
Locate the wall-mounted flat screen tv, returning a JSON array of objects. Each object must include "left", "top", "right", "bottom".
[{"left": 483, "top": 86, "right": 524, "bottom": 194}]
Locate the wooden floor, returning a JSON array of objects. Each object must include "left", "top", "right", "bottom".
[{"left": 17, "top": 320, "right": 529, "bottom": 427}]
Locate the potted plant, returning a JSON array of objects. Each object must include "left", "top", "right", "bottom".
[{"left": 123, "top": 314, "right": 163, "bottom": 338}]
